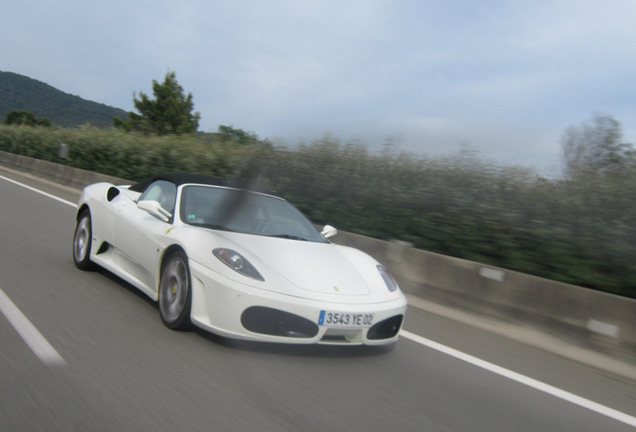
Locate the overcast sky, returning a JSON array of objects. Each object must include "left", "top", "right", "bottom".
[{"left": 3, "top": 1, "right": 636, "bottom": 172}]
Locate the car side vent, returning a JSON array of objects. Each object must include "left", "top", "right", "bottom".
[
  {"left": 96, "top": 242, "right": 110, "bottom": 255},
  {"left": 107, "top": 187, "right": 120, "bottom": 202}
]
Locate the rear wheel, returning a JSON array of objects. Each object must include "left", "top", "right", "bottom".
[
  {"left": 73, "top": 209, "right": 95, "bottom": 270},
  {"left": 158, "top": 250, "right": 192, "bottom": 330}
]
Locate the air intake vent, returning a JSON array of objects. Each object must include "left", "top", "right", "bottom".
[
  {"left": 241, "top": 307, "right": 319, "bottom": 338},
  {"left": 367, "top": 315, "right": 403, "bottom": 340}
]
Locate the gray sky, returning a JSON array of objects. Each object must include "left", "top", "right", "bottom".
[{"left": 3, "top": 0, "right": 636, "bottom": 172}]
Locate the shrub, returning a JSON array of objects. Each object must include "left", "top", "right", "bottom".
[{"left": 1, "top": 125, "right": 634, "bottom": 298}]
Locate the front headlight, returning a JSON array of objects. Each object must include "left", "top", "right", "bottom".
[
  {"left": 213, "top": 248, "right": 265, "bottom": 281},
  {"left": 377, "top": 265, "right": 398, "bottom": 292}
]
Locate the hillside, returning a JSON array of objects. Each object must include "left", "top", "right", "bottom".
[{"left": 0, "top": 71, "right": 128, "bottom": 128}]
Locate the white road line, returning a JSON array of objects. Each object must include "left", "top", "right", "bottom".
[
  {"left": 0, "top": 174, "right": 71, "bottom": 366},
  {"left": 0, "top": 174, "right": 77, "bottom": 208},
  {"left": 400, "top": 329, "right": 636, "bottom": 428},
  {"left": 0, "top": 287, "right": 66, "bottom": 366}
]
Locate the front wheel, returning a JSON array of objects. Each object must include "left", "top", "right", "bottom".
[
  {"left": 158, "top": 250, "right": 192, "bottom": 330},
  {"left": 73, "top": 209, "right": 95, "bottom": 270}
]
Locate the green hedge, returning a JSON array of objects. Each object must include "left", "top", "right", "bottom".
[
  {"left": 2, "top": 124, "right": 635, "bottom": 298},
  {"left": 0, "top": 125, "right": 251, "bottom": 179}
]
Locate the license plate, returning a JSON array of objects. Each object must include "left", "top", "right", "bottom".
[{"left": 318, "top": 311, "right": 374, "bottom": 327}]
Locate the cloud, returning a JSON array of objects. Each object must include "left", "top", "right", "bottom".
[{"left": 2, "top": 0, "right": 636, "bottom": 170}]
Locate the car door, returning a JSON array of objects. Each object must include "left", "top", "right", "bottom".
[{"left": 112, "top": 180, "right": 176, "bottom": 292}]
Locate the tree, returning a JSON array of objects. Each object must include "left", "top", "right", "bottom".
[
  {"left": 4, "top": 110, "right": 52, "bottom": 127},
  {"left": 218, "top": 125, "right": 261, "bottom": 144},
  {"left": 114, "top": 71, "right": 200, "bottom": 135},
  {"left": 561, "top": 114, "right": 635, "bottom": 179}
]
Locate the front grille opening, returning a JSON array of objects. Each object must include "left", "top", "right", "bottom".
[
  {"left": 241, "top": 306, "right": 319, "bottom": 338},
  {"left": 319, "top": 328, "right": 363, "bottom": 345},
  {"left": 367, "top": 315, "right": 403, "bottom": 340},
  {"left": 321, "top": 335, "right": 347, "bottom": 342}
]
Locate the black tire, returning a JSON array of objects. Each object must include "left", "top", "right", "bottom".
[
  {"left": 73, "top": 209, "right": 95, "bottom": 270},
  {"left": 158, "top": 250, "right": 192, "bottom": 330}
]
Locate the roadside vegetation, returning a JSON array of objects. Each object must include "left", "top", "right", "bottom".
[
  {"left": 1, "top": 117, "right": 635, "bottom": 299},
  {"left": 2, "top": 71, "right": 634, "bottom": 298}
]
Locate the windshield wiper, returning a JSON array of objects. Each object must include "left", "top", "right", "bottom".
[
  {"left": 189, "top": 222, "right": 235, "bottom": 232},
  {"left": 266, "top": 234, "right": 309, "bottom": 241}
]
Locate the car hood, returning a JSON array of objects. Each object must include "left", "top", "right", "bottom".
[{"left": 216, "top": 233, "right": 373, "bottom": 296}]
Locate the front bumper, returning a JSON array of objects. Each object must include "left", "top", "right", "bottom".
[{"left": 188, "top": 261, "right": 408, "bottom": 345}]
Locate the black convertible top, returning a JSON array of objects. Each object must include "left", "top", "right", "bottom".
[
  {"left": 129, "top": 173, "right": 230, "bottom": 193},
  {"left": 128, "top": 173, "right": 273, "bottom": 195}
]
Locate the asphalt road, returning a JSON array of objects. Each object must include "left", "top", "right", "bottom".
[{"left": 1, "top": 169, "right": 635, "bottom": 432}]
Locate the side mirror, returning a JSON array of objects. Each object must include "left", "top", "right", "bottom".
[
  {"left": 321, "top": 225, "right": 338, "bottom": 239},
  {"left": 137, "top": 200, "right": 172, "bottom": 222}
]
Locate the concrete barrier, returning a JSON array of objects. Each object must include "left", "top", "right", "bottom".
[
  {"left": 331, "top": 230, "right": 636, "bottom": 355},
  {"left": 0, "top": 151, "right": 127, "bottom": 190},
  {"left": 2, "top": 151, "right": 635, "bottom": 357}
]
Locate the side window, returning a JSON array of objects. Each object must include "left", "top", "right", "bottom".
[{"left": 138, "top": 180, "right": 176, "bottom": 214}]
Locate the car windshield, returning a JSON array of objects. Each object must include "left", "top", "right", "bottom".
[{"left": 180, "top": 185, "right": 327, "bottom": 243}]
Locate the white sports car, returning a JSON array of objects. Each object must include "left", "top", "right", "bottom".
[{"left": 72, "top": 174, "right": 407, "bottom": 345}]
